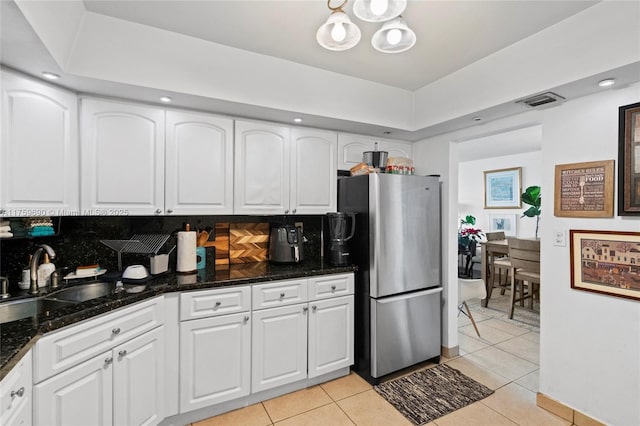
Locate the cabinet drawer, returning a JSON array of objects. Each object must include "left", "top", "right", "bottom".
[
  {"left": 252, "top": 279, "right": 307, "bottom": 310},
  {"left": 180, "top": 286, "right": 251, "bottom": 321},
  {"left": 34, "top": 296, "right": 164, "bottom": 383},
  {"left": 308, "top": 273, "right": 354, "bottom": 300},
  {"left": 0, "top": 350, "right": 32, "bottom": 426}
]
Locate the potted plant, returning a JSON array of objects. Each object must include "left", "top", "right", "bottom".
[
  {"left": 458, "top": 215, "right": 485, "bottom": 250},
  {"left": 521, "top": 186, "right": 541, "bottom": 239}
]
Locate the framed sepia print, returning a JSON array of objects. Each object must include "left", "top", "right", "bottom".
[
  {"left": 488, "top": 213, "right": 517, "bottom": 237},
  {"left": 618, "top": 101, "right": 640, "bottom": 215},
  {"left": 484, "top": 167, "right": 522, "bottom": 209},
  {"left": 570, "top": 229, "right": 640, "bottom": 301},
  {"left": 554, "top": 160, "right": 614, "bottom": 217}
]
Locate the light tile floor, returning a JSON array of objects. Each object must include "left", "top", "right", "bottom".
[{"left": 192, "top": 297, "right": 564, "bottom": 426}]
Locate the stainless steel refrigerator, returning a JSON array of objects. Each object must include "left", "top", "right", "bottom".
[{"left": 338, "top": 173, "right": 441, "bottom": 384}]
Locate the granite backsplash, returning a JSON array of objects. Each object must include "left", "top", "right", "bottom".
[{"left": 0, "top": 214, "right": 326, "bottom": 292}]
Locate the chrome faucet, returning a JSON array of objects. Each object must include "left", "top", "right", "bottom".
[{"left": 29, "top": 244, "right": 56, "bottom": 295}]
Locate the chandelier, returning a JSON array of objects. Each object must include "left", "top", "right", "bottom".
[{"left": 316, "top": 0, "right": 416, "bottom": 53}]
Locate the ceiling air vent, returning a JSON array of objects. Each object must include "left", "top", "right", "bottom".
[{"left": 517, "top": 92, "right": 566, "bottom": 108}]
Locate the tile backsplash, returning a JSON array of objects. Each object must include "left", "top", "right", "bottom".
[{"left": 0, "top": 214, "right": 325, "bottom": 292}]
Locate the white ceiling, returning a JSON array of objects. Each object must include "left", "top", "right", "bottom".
[
  {"left": 81, "top": 0, "right": 598, "bottom": 91},
  {"left": 2, "top": 0, "right": 637, "bottom": 141}
]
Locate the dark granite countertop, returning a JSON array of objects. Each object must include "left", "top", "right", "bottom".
[{"left": 0, "top": 260, "right": 355, "bottom": 380}]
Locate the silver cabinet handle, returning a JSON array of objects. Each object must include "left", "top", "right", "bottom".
[
  {"left": 112, "top": 328, "right": 121, "bottom": 335},
  {"left": 292, "top": 209, "right": 297, "bottom": 214},
  {"left": 285, "top": 209, "right": 289, "bottom": 214},
  {"left": 155, "top": 209, "right": 162, "bottom": 214},
  {"left": 302, "top": 306, "right": 308, "bottom": 312},
  {"left": 105, "top": 357, "right": 113, "bottom": 365},
  {"left": 331, "top": 285, "right": 336, "bottom": 291},
  {"left": 279, "top": 292, "right": 285, "bottom": 298},
  {"left": 244, "top": 315, "right": 250, "bottom": 322},
  {"left": 10, "top": 387, "right": 24, "bottom": 398},
  {"left": 312, "top": 305, "right": 317, "bottom": 311},
  {"left": 118, "top": 350, "right": 127, "bottom": 357},
  {"left": 167, "top": 209, "right": 173, "bottom": 214},
  {"left": 215, "top": 301, "right": 222, "bottom": 307}
]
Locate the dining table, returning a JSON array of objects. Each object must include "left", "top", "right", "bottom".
[{"left": 480, "top": 239, "right": 509, "bottom": 307}]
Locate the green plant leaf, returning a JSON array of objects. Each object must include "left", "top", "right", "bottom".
[
  {"left": 521, "top": 186, "right": 541, "bottom": 207},
  {"left": 522, "top": 206, "right": 540, "bottom": 217},
  {"left": 465, "top": 215, "right": 476, "bottom": 225}
]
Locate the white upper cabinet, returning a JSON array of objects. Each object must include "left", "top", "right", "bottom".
[
  {"left": 234, "top": 120, "right": 291, "bottom": 215},
  {"left": 81, "top": 98, "right": 165, "bottom": 215},
  {"left": 337, "top": 133, "right": 413, "bottom": 171},
  {"left": 1, "top": 71, "right": 79, "bottom": 216},
  {"left": 290, "top": 128, "right": 337, "bottom": 214},
  {"left": 165, "top": 110, "right": 233, "bottom": 215}
]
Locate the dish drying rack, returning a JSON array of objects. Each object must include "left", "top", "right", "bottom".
[{"left": 100, "top": 234, "right": 171, "bottom": 271}]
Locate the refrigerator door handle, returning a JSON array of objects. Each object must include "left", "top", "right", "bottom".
[{"left": 375, "top": 287, "right": 443, "bottom": 304}]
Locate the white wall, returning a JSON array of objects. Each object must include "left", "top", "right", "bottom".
[
  {"left": 539, "top": 83, "right": 640, "bottom": 425},
  {"left": 459, "top": 150, "right": 542, "bottom": 239},
  {"left": 416, "top": 82, "right": 640, "bottom": 425}
]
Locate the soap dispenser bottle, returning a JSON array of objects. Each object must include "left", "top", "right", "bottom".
[{"left": 37, "top": 253, "right": 56, "bottom": 288}]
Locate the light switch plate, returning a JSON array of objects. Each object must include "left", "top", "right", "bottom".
[{"left": 554, "top": 230, "right": 566, "bottom": 246}]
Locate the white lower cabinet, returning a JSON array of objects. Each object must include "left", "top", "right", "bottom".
[
  {"left": 113, "top": 326, "right": 165, "bottom": 426},
  {"left": 179, "top": 312, "right": 251, "bottom": 412},
  {"left": 34, "top": 326, "right": 164, "bottom": 426},
  {"left": 308, "top": 296, "right": 354, "bottom": 379},
  {"left": 251, "top": 304, "right": 308, "bottom": 393},
  {"left": 34, "top": 350, "right": 113, "bottom": 426},
  {"left": 1, "top": 350, "right": 32, "bottom": 426}
]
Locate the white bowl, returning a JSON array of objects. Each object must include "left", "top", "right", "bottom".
[{"left": 122, "top": 265, "right": 149, "bottom": 280}]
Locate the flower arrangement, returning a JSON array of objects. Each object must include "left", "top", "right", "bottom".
[{"left": 458, "top": 214, "right": 485, "bottom": 249}]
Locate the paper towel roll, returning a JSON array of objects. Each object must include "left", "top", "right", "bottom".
[{"left": 177, "top": 231, "right": 197, "bottom": 273}]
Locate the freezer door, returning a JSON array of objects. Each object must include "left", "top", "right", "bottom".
[
  {"left": 371, "top": 287, "right": 442, "bottom": 378},
  {"left": 370, "top": 174, "right": 440, "bottom": 298}
]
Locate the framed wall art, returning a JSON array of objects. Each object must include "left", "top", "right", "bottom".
[
  {"left": 483, "top": 167, "right": 522, "bottom": 209},
  {"left": 570, "top": 230, "right": 640, "bottom": 301},
  {"left": 554, "top": 160, "right": 614, "bottom": 217},
  {"left": 618, "top": 101, "right": 640, "bottom": 215},
  {"left": 488, "top": 213, "right": 517, "bottom": 237}
]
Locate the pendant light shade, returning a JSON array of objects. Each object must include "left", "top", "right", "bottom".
[
  {"left": 371, "top": 16, "right": 416, "bottom": 53},
  {"left": 317, "top": 9, "right": 362, "bottom": 51},
  {"left": 353, "top": 0, "right": 407, "bottom": 23}
]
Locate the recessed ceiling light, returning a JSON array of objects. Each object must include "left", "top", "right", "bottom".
[
  {"left": 160, "top": 96, "right": 172, "bottom": 103},
  {"left": 42, "top": 71, "right": 60, "bottom": 80},
  {"left": 598, "top": 78, "right": 616, "bottom": 87},
  {"left": 293, "top": 117, "right": 303, "bottom": 123},
  {"left": 472, "top": 116, "right": 482, "bottom": 122}
]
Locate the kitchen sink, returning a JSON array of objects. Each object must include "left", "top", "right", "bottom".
[
  {"left": 48, "top": 281, "right": 147, "bottom": 303},
  {"left": 0, "top": 298, "right": 76, "bottom": 324},
  {"left": 48, "top": 281, "right": 118, "bottom": 303}
]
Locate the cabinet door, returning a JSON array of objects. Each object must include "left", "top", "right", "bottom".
[
  {"left": 165, "top": 111, "right": 233, "bottom": 215},
  {"left": 1, "top": 71, "right": 79, "bottom": 216},
  {"left": 252, "top": 304, "right": 307, "bottom": 392},
  {"left": 33, "top": 351, "right": 113, "bottom": 426},
  {"left": 337, "top": 134, "right": 374, "bottom": 171},
  {"left": 0, "top": 351, "right": 32, "bottom": 426},
  {"left": 290, "top": 128, "right": 337, "bottom": 214},
  {"left": 180, "top": 312, "right": 251, "bottom": 412},
  {"left": 113, "top": 326, "right": 165, "bottom": 426},
  {"left": 378, "top": 140, "right": 413, "bottom": 160},
  {"left": 234, "top": 120, "right": 290, "bottom": 214},
  {"left": 308, "top": 296, "right": 354, "bottom": 379},
  {"left": 80, "top": 98, "right": 165, "bottom": 215}
]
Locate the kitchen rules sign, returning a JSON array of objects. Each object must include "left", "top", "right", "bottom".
[{"left": 554, "top": 160, "right": 615, "bottom": 217}]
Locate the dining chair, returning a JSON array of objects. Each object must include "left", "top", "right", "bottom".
[
  {"left": 458, "top": 278, "right": 487, "bottom": 337},
  {"left": 484, "top": 231, "right": 511, "bottom": 306},
  {"left": 507, "top": 238, "right": 540, "bottom": 319}
]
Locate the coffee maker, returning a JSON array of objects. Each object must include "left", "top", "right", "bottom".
[{"left": 327, "top": 212, "right": 356, "bottom": 266}]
